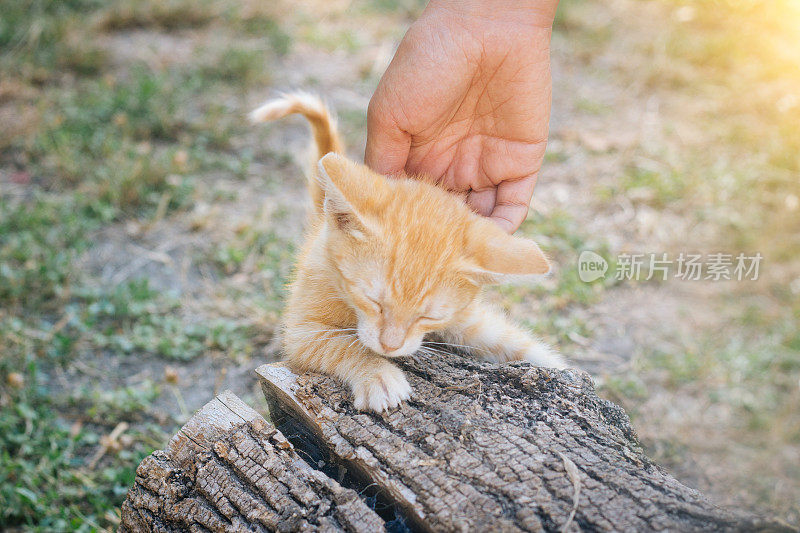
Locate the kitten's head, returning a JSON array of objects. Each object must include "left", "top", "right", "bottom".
[{"left": 317, "top": 153, "right": 550, "bottom": 357}]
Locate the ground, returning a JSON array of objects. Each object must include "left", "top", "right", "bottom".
[{"left": 1, "top": 0, "right": 798, "bottom": 530}]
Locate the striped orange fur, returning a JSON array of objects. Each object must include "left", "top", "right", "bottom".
[{"left": 252, "top": 93, "right": 565, "bottom": 412}]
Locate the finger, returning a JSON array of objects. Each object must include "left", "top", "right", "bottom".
[
  {"left": 466, "top": 187, "right": 496, "bottom": 217},
  {"left": 365, "top": 96, "right": 412, "bottom": 176},
  {"left": 489, "top": 174, "right": 537, "bottom": 233}
]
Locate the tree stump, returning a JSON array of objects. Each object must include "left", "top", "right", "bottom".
[
  {"left": 119, "top": 391, "right": 383, "bottom": 532},
  {"left": 121, "top": 353, "right": 794, "bottom": 532}
]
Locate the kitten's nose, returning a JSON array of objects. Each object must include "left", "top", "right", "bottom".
[{"left": 379, "top": 327, "right": 404, "bottom": 353}]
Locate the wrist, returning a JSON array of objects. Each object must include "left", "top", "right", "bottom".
[{"left": 425, "top": 0, "right": 559, "bottom": 28}]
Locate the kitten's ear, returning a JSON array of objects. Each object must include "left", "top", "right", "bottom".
[
  {"left": 317, "top": 153, "right": 376, "bottom": 235},
  {"left": 464, "top": 220, "right": 550, "bottom": 284}
]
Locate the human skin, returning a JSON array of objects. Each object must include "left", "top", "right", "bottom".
[{"left": 365, "top": 0, "right": 560, "bottom": 233}]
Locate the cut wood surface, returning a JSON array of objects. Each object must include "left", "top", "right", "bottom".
[
  {"left": 257, "top": 351, "right": 792, "bottom": 533},
  {"left": 119, "top": 390, "right": 384, "bottom": 532}
]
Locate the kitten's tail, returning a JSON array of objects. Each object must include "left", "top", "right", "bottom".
[{"left": 250, "top": 93, "right": 343, "bottom": 212}]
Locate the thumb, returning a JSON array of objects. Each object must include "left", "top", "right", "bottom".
[{"left": 365, "top": 96, "right": 411, "bottom": 176}]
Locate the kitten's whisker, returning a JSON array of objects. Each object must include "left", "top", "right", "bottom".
[
  {"left": 417, "top": 347, "right": 439, "bottom": 358},
  {"left": 420, "top": 343, "right": 452, "bottom": 354},
  {"left": 421, "top": 344, "right": 480, "bottom": 359},
  {"left": 424, "top": 341, "right": 474, "bottom": 350},
  {"left": 423, "top": 341, "right": 488, "bottom": 355}
]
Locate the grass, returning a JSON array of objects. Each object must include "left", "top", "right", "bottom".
[
  {"left": 502, "top": 209, "right": 617, "bottom": 348},
  {"left": 363, "top": 0, "right": 427, "bottom": 17},
  {"left": 236, "top": 15, "right": 292, "bottom": 55},
  {"left": 0, "top": 0, "right": 108, "bottom": 83},
  {"left": 96, "top": 0, "right": 219, "bottom": 31},
  {"left": 575, "top": 0, "right": 800, "bottom": 517},
  {"left": 0, "top": 194, "right": 260, "bottom": 529},
  {"left": 653, "top": 1, "right": 800, "bottom": 254},
  {"left": 199, "top": 47, "right": 271, "bottom": 86},
  {"left": 0, "top": 285, "right": 150, "bottom": 530},
  {"left": 0, "top": 195, "right": 98, "bottom": 310},
  {"left": 0, "top": 0, "right": 283, "bottom": 527},
  {"left": 0, "top": 378, "right": 151, "bottom": 530},
  {"left": 617, "top": 165, "right": 688, "bottom": 208},
  {"left": 649, "top": 302, "right": 799, "bottom": 435},
  {"left": 20, "top": 66, "right": 255, "bottom": 212},
  {"left": 0, "top": 192, "right": 255, "bottom": 528},
  {"left": 18, "top": 71, "right": 187, "bottom": 214},
  {"left": 76, "top": 279, "right": 257, "bottom": 361},
  {"left": 210, "top": 210, "right": 298, "bottom": 315},
  {"left": 69, "top": 380, "right": 161, "bottom": 424}
]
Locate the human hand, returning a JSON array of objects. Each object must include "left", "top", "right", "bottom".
[{"left": 365, "top": 0, "right": 559, "bottom": 233}]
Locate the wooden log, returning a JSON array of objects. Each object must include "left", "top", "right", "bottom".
[
  {"left": 119, "top": 390, "right": 384, "bottom": 532},
  {"left": 257, "top": 351, "right": 792, "bottom": 533}
]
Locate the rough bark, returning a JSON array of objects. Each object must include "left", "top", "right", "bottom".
[
  {"left": 119, "top": 390, "right": 384, "bottom": 532},
  {"left": 257, "top": 351, "right": 791, "bottom": 533}
]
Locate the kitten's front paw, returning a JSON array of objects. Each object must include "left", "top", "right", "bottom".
[
  {"left": 351, "top": 364, "right": 411, "bottom": 412},
  {"left": 524, "top": 341, "right": 568, "bottom": 369}
]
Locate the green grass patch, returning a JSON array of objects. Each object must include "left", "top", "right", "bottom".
[
  {"left": 96, "top": 0, "right": 219, "bottom": 31},
  {"left": 619, "top": 164, "right": 687, "bottom": 207},
  {"left": 69, "top": 381, "right": 160, "bottom": 424},
  {"left": 636, "top": 305, "right": 800, "bottom": 439},
  {"left": 76, "top": 279, "right": 256, "bottom": 361},
  {"left": 598, "top": 374, "right": 649, "bottom": 405},
  {"left": 16, "top": 67, "right": 251, "bottom": 215},
  {"left": 518, "top": 209, "right": 617, "bottom": 306},
  {"left": 0, "top": 380, "right": 149, "bottom": 530},
  {"left": 213, "top": 222, "right": 296, "bottom": 305},
  {"left": 0, "top": 195, "right": 98, "bottom": 311},
  {"left": 234, "top": 13, "right": 292, "bottom": 55},
  {"left": 0, "top": 309, "right": 158, "bottom": 531},
  {"left": 0, "top": 0, "right": 293, "bottom": 528},
  {"left": 362, "top": 0, "right": 427, "bottom": 17},
  {"left": 199, "top": 47, "right": 271, "bottom": 86},
  {"left": 0, "top": 0, "right": 108, "bottom": 83},
  {"left": 0, "top": 190, "right": 257, "bottom": 528},
  {"left": 655, "top": 0, "right": 800, "bottom": 259},
  {"left": 553, "top": 0, "right": 586, "bottom": 32},
  {"left": 501, "top": 210, "right": 616, "bottom": 347},
  {"left": 22, "top": 70, "right": 194, "bottom": 212}
]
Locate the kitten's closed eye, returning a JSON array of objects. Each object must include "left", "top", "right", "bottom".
[{"left": 365, "top": 295, "right": 383, "bottom": 313}]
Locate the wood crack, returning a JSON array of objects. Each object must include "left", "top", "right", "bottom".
[{"left": 120, "top": 390, "right": 384, "bottom": 532}]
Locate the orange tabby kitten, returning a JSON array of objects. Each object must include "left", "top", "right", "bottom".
[{"left": 251, "top": 93, "right": 565, "bottom": 412}]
